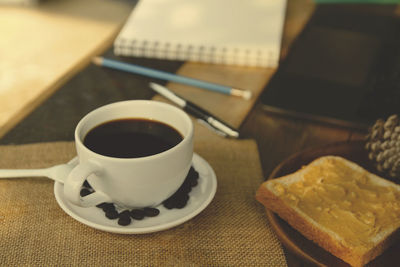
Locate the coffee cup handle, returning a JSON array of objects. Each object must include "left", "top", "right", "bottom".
[{"left": 64, "top": 160, "right": 112, "bottom": 207}]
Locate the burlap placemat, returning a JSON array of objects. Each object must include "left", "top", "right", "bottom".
[{"left": 0, "top": 136, "right": 287, "bottom": 266}]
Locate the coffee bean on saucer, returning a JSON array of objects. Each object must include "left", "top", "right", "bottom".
[
  {"left": 99, "top": 166, "right": 201, "bottom": 225},
  {"left": 96, "top": 202, "right": 108, "bottom": 209},
  {"left": 130, "top": 209, "right": 145, "bottom": 220},
  {"left": 188, "top": 166, "right": 195, "bottom": 175},
  {"left": 100, "top": 203, "right": 116, "bottom": 213},
  {"left": 189, "top": 167, "right": 200, "bottom": 179},
  {"left": 176, "top": 181, "right": 191, "bottom": 195},
  {"left": 105, "top": 209, "right": 119, "bottom": 220},
  {"left": 189, "top": 179, "right": 198, "bottom": 187},
  {"left": 174, "top": 187, "right": 189, "bottom": 196},
  {"left": 163, "top": 198, "right": 176, "bottom": 209},
  {"left": 175, "top": 201, "right": 187, "bottom": 209},
  {"left": 183, "top": 182, "right": 193, "bottom": 192},
  {"left": 118, "top": 210, "right": 131, "bottom": 226},
  {"left": 80, "top": 188, "right": 92, "bottom": 197},
  {"left": 175, "top": 194, "right": 189, "bottom": 209},
  {"left": 144, "top": 207, "right": 160, "bottom": 217}
]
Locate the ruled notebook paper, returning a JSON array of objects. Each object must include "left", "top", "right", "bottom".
[{"left": 114, "top": 0, "right": 287, "bottom": 67}]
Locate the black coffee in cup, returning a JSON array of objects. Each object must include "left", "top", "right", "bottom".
[{"left": 83, "top": 118, "right": 183, "bottom": 158}]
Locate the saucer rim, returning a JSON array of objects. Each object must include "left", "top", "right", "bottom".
[{"left": 53, "top": 153, "right": 217, "bottom": 234}]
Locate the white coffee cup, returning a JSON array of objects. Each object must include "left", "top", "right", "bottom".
[{"left": 64, "top": 100, "right": 193, "bottom": 209}]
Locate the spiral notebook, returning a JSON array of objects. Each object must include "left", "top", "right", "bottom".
[{"left": 114, "top": 0, "right": 287, "bottom": 67}]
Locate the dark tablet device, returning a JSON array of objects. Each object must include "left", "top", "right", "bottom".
[{"left": 260, "top": 4, "right": 400, "bottom": 129}]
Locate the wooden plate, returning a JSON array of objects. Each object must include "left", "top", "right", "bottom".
[{"left": 266, "top": 141, "right": 400, "bottom": 267}]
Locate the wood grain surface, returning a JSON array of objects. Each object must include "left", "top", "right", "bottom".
[
  {"left": 0, "top": 0, "right": 134, "bottom": 138},
  {"left": 0, "top": 0, "right": 314, "bottom": 139}
]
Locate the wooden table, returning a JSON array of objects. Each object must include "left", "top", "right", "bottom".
[
  {"left": 1, "top": 0, "right": 394, "bottom": 266},
  {"left": 0, "top": 0, "right": 135, "bottom": 138},
  {"left": 0, "top": 0, "right": 314, "bottom": 139}
]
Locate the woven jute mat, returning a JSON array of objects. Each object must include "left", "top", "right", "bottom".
[{"left": 0, "top": 129, "right": 287, "bottom": 266}]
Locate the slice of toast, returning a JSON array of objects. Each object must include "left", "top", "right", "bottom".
[{"left": 256, "top": 156, "right": 400, "bottom": 267}]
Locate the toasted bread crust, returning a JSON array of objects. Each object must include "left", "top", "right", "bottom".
[
  {"left": 256, "top": 185, "right": 363, "bottom": 266},
  {"left": 256, "top": 156, "right": 400, "bottom": 267}
]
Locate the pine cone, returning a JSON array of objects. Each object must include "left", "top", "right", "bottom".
[{"left": 365, "top": 114, "right": 400, "bottom": 179}]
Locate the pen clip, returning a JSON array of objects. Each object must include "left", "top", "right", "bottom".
[{"left": 196, "top": 119, "right": 227, "bottom": 137}]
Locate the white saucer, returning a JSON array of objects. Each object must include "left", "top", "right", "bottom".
[{"left": 54, "top": 153, "right": 217, "bottom": 234}]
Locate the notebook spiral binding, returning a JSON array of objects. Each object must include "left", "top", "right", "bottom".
[{"left": 114, "top": 38, "right": 277, "bottom": 67}]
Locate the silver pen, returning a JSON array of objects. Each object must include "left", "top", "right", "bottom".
[{"left": 149, "top": 82, "right": 239, "bottom": 138}]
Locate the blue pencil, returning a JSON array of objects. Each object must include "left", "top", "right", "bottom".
[{"left": 92, "top": 57, "right": 251, "bottom": 100}]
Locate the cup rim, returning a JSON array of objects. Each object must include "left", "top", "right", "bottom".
[{"left": 74, "top": 100, "right": 193, "bottom": 162}]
